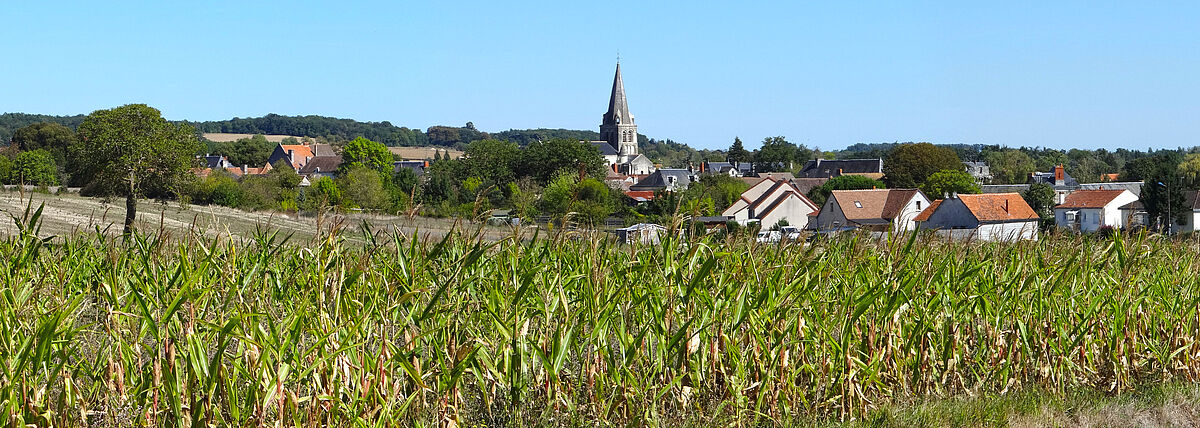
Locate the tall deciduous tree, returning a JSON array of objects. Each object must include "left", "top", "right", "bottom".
[
  {"left": 9, "top": 149, "right": 59, "bottom": 186},
  {"left": 461, "top": 139, "right": 519, "bottom": 186},
  {"left": 74, "top": 104, "right": 201, "bottom": 234},
  {"left": 11, "top": 122, "right": 77, "bottom": 167},
  {"left": 806, "top": 175, "right": 885, "bottom": 207},
  {"left": 339, "top": 136, "right": 393, "bottom": 177},
  {"left": 985, "top": 149, "right": 1035, "bottom": 184},
  {"left": 752, "top": 136, "right": 797, "bottom": 172},
  {"left": 921, "top": 169, "right": 981, "bottom": 198},
  {"left": 883, "top": 142, "right": 962, "bottom": 188},
  {"left": 519, "top": 138, "right": 607, "bottom": 184}
]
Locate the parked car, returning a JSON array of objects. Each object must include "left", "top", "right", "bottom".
[
  {"left": 756, "top": 230, "right": 781, "bottom": 243},
  {"left": 780, "top": 226, "right": 803, "bottom": 241}
]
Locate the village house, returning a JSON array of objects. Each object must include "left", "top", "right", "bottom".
[
  {"left": 811, "top": 189, "right": 930, "bottom": 233},
  {"left": 796, "top": 158, "right": 884, "bottom": 179},
  {"left": 721, "top": 177, "right": 820, "bottom": 229},
  {"left": 265, "top": 142, "right": 336, "bottom": 170},
  {"left": 963, "top": 161, "right": 992, "bottom": 183},
  {"left": 1053, "top": 189, "right": 1139, "bottom": 232},
  {"left": 915, "top": 193, "right": 1039, "bottom": 241},
  {"left": 628, "top": 169, "right": 697, "bottom": 192}
]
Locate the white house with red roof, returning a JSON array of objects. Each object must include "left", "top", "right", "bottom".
[
  {"left": 722, "top": 177, "right": 819, "bottom": 229},
  {"left": 1053, "top": 189, "right": 1138, "bottom": 232},
  {"left": 915, "top": 193, "right": 1040, "bottom": 241}
]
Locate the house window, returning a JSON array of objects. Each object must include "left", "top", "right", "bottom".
[
  {"left": 854, "top": 201, "right": 863, "bottom": 208},
  {"left": 916, "top": 201, "right": 922, "bottom": 209}
]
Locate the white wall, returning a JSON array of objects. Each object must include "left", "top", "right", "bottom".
[
  {"left": 978, "top": 221, "right": 1039, "bottom": 241},
  {"left": 1101, "top": 191, "right": 1139, "bottom": 229},
  {"left": 758, "top": 195, "right": 816, "bottom": 229},
  {"left": 892, "top": 193, "right": 931, "bottom": 233}
]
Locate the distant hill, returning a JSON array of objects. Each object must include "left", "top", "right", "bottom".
[
  {"left": 0, "top": 111, "right": 712, "bottom": 167},
  {"left": 0, "top": 113, "right": 85, "bottom": 145}
]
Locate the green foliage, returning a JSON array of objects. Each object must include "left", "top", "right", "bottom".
[
  {"left": 11, "top": 122, "right": 77, "bottom": 167},
  {"left": 0, "top": 157, "right": 11, "bottom": 184},
  {"left": 883, "top": 142, "right": 963, "bottom": 188},
  {"left": 726, "top": 137, "right": 749, "bottom": 164},
  {"left": 305, "top": 176, "right": 342, "bottom": 209},
  {"left": 493, "top": 128, "right": 600, "bottom": 146},
  {"left": 1022, "top": 182, "right": 1056, "bottom": 222},
  {"left": 7, "top": 150, "right": 59, "bottom": 186},
  {"left": 339, "top": 136, "right": 393, "bottom": 177},
  {"left": 921, "top": 169, "right": 981, "bottom": 198},
  {"left": 986, "top": 149, "right": 1036, "bottom": 184},
  {"left": 337, "top": 166, "right": 389, "bottom": 210},
  {"left": 266, "top": 160, "right": 301, "bottom": 189},
  {"left": 0, "top": 113, "right": 85, "bottom": 147},
  {"left": 519, "top": 138, "right": 607, "bottom": 184},
  {"left": 1142, "top": 172, "right": 1187, "bottom": 230},
  {"left": 427, "top": 125, "right": 490, "bottom": 148},
  {"left": 74, "top": 104, "right": 201, "bottom": 197},
  {"left": 190, "top": 113, "right": 429, "bottom": 146},
  {"left": 752, "top": 136, "right": 814, "bottom": 172},
  {"left": 461, "top": 139, "right": 519, "bottom": 186},
  {"left": 807, "top": 175, "right": 885, "bottom": 207},
  {"left": 682, "top": 174, "right": 750, "bottom": 213},
  {"left": 205, "top": 134, "right": 274, "bottom": 167}
]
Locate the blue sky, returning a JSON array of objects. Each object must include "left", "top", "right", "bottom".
[{"left": 2, "top": 1, "right": 1197, "bottom": 151}]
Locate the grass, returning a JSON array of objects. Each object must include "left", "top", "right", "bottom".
[{"left": 5, "top": 201, "right": 1200, "bottom": 426}]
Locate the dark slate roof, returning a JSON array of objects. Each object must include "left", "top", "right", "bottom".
[
  {"left": 393, "top": 160, "right": 426, "bottom": 176},
  {"left": 630, "top": 169, "right": 695, "bottom": 191},
  {"left": 702, "top": 161, "right": 751, "bottom": 174},
  {"left": 201, "top": 155, "right": 231, "bottom": 169},
  {"left": 591, "top": 141, "right": 619, "bottom": 156},
  {"left": 298, "top": 156, "right": 343, "bottom": 174},
  {"left": 797, "top": 159, "right": 883, "bottom": 178},
  {"left": 602, "top": 63, "right": 632, "bottom": 126}
]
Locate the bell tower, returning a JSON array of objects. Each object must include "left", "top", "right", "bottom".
[{"left": 600, "top": 62, "right": 638, "bottom": 157}]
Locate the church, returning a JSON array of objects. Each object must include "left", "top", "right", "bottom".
[{"left": 589, "top": 63, "right": 655, "bottom": 176}]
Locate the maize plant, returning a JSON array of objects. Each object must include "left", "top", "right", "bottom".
[{"left": 3, "top": 204, "right": 1200, "bottom": 425}]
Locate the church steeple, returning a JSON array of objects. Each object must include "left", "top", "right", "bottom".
[{"left": 600, "top": 62, "right": 638, "bottom": 157}]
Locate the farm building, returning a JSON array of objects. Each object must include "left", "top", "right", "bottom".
[
  {"left": 811, "top": 189, "right": 930, "bottom": 233},
  {"left": 915, "top": 193, "right": 1040, "bottom": 241},
  {"left": 1053, "top": 189, "right": 1139, "bottom": 232}
]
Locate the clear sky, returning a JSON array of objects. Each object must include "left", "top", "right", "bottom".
[{"left": 2, "top": 1, "right": 1197, "bottom": 151}]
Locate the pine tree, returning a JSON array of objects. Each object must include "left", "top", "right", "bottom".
[{"left": 727, "top": 137, "right": 749, "bottom": 165}]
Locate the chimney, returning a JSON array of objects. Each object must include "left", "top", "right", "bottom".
[
  {"left": 242, "top": 165, "right": 248, "bottom": 174},
  {"left": 943, "top": 192, "right": 949, "bottom": 199},
  {"left": 816, "top": 158, "right": 822, "bottom": 167},
  {"left": 837, "top": 168, "right": 843, "bottom": 176},
  {"left": 424, "top": 160, "right": 429, "bottom": 168},
  {"left": 950, "top": 191, "right": 958, "bottom": 199},
  {"left": 1054, "top": 165, "right": 1065, "bottom": 186}
]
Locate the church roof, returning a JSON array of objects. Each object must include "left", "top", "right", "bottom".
[
  {"left": 590, "top": 141, "right": 619, "bottom": 156},
  {"left": 603, "top": 63, "right": 633, "bottom": 126}
]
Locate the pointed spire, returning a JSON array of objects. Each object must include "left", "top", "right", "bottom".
[{"left": 604, "top": 62, "right": 632, "bottom": 125}]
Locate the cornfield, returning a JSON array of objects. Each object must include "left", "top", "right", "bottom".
[{"left": 5, "top": 203, "right": 1200, "bottom": 426}]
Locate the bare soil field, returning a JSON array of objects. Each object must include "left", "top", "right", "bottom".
[
  {"left": 389, "top": 146, "right": 463, "bottom": 160},
  {"left": 0, "top": 191, "right": 522, "bottom": 243},
  {"left": 202, "top": 133, "right": 306, "bottom": 143}
]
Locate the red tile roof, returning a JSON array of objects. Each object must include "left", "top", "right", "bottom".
[
  {"left": 959, "top": 193, "right": 1038, "bottom": 222},
  {"left": 913, "top": 200, "right": 942, "bottom": 222},
  {"left": 625, "top": 190, "right": 656, "bottom": 201},
  {"left": 1057, "top": 190, "right": 1128, "bottom": 209}
]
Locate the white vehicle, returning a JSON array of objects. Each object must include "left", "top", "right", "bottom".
[
  {"left": 780, "top": 226, "right": 803, "bottom": 241},
  {"left": 756, "top": 230, "right": 781, "bottom": 243}
]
